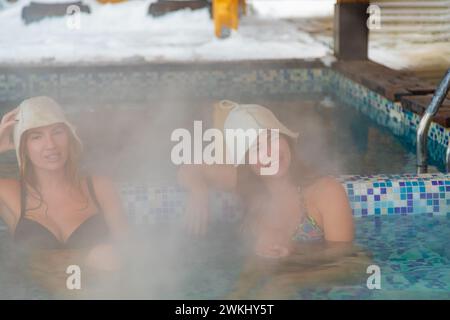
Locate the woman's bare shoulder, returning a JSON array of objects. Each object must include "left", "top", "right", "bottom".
[
  {"left": 89, "top": 175, "right": 115, "bottom": 187},
  {"left": 303, "top": 176, "right": 350, "bottom": 215},
  {"left": 85, "top": 175, "right": 121, "bottom": 211},
  {"left": 305, "top": 176, "right": 345, "bottom": 198},
  {"left": 0, "top": 179, "right": 21, "bottom": 228},
  {"left": 0, "top": 178, "right": 20, "bottom": 199},
  {"left": 86, "top": 175, "right": 119, "bottom": 200},
  {"left": 305, "top": 176, "right": 354, "bottom": 241}
]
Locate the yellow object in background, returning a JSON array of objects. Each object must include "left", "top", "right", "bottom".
[{"left": 213, "top": 0, "right": 246, "bottom": 38}]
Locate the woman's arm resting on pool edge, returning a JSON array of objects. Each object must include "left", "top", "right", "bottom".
[
  {"left": 177, "top": 164, "right": 236, "bottom": 235},
  {"left": 313, "top": 177, "right": 354, "bottom": 242}
]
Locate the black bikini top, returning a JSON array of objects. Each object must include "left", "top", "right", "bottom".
[{"left": 14, "top": 176, "right": 110, "bottom": 250}]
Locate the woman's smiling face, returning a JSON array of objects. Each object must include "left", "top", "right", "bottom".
[{"left": 25, "top": 123, "right": 70, "bottom": 171}]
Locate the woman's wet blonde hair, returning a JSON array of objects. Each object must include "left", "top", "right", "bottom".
[{"left": 18, "top": 124, "right": 86, "bottom": 214}]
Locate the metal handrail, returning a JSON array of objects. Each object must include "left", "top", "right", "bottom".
[
  {"left": 446, "top": 139, "right": 450, "bottom": 172},
  {"left": 416, "top": 68, "right": 450, "bottom": 174}
]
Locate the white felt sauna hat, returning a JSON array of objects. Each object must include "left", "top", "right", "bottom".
[
  {"left": 13, "top": 96, "right": 82, "bottom": 168},
  {"left": 222, "top": 100, "right": 299, "bottom": 166}
]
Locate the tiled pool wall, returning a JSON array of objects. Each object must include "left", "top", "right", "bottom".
[
  {"left": 0, "top": 62, "right": 449, "bottom": 220},
  {"left": 328, "top": 70, "right": 448, "bottom": 170},
  {"left": 120, "top": 173, "right": 450, "bottom": 225},
  {"left": 0, "top": 62, "right": 326, "bottom": 110}
]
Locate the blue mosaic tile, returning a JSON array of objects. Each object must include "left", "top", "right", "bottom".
[{"left": 117, "top": 172, "right": 450, "bottom": 224}]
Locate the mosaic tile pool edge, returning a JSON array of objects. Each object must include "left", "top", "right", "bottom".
[
  {"left": 338, "top": 174, "right": 450, "bottom": 217},
  {"left": 119, "top": 173, "right": 450, "bottom": 224}
]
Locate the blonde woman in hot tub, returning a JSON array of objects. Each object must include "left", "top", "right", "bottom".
[{"left": 0, "top": 97, "right": 129, "bottom": 296}]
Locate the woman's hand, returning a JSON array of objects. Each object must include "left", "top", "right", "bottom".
[
  {"left": 253, "top": 219, "right": 290, "bottom": 259},
  {"left": 255, "top": 243, "right": 290, "bottom": 259},
  {"left": 184, "top": 188, "right": 210, "bottom": 236},
  {"left": 0, "top": 108, "right": 18, "bottom": 154},
  {"left": 255, "top": 231, "right": 290, "bottom": 259}
]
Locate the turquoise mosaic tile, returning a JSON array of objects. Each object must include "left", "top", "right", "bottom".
[
  {"left": 338, "top": 173, "right": 450, "bottom": 217},
  {"left": 119, "top": 173, "right": 450, "bottom": 224}
]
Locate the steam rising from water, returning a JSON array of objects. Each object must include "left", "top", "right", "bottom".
[{"left": 0, "top": 87, "right": 422, "bottom": 299}]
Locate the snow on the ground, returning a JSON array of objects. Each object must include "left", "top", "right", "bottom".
[
  {"left": 369, "top": 41, "right": 450, "bottom": 71},
  {"left": 248, "top": 0, "right": 334, "bottom": 18},
  {"left": 0, "top": 0, "right": 333, "bottom": 64},
  {"left": 0, "top": 0, "right": 448, "bottom": 72}
]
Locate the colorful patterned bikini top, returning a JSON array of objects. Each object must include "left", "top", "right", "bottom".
[{"left": 291, "top": 186, "right": 324, "bottom": 242}]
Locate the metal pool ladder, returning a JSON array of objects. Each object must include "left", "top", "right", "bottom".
[{"left": 416, "top": 69, "right": 450, "bottom": 174}]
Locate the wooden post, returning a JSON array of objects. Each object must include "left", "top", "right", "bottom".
[{"left": 334, "top": 0, "right": 370, "bottom": 60}]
